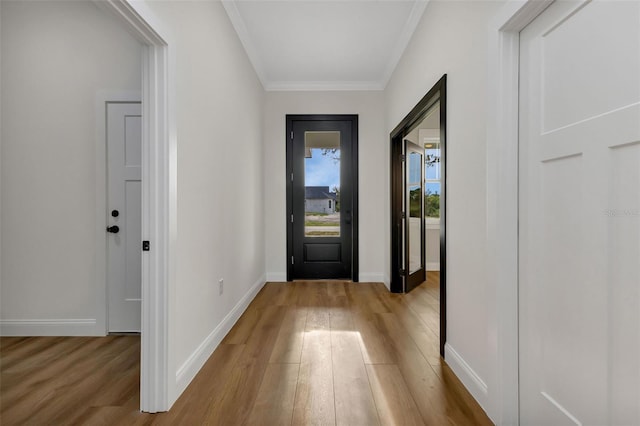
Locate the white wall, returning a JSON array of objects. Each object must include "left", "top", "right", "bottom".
[
  {"left": 1, "top": 0, "right": 142, "bottom": 334},
  {"left": 263, "top": 91, "right": 387, "bottom": 283},
  {"left": 142, "top": 1, "right": 265, "bottom": 399},
  {"left": 385, "top": 0, "right": 505, "bottom": 419},
  {"left": 1, "top": 0, "right": 266, "bottom": 406}
]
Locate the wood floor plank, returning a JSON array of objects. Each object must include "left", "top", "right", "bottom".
[
  {"left": 291, "top": 307, "right": 335, "bottom": 426},
  {"left": 204, "top": 305, "right": 287, "bottom": 425},
  {"left": 222, "top": 303, "right": 261, "bottom": 344},
  {"left": 329, "top": 306, "right": 352, "bottom": 331},
  {"left": 250, "top": 282, "right": 288, "bottom": 310},
  {"left": 246, "top": 363, "right": 300, "bottom": 425},
  {"left": 345, "top": 283, "right": 391, "bottom": 314},
  {"left": 269, "top": 306, "right": 308, "bottom": 364},
  {"left": 418, "top": 309, "right": 440, "bottom": 337},
  {"left": 331, "top": 328, "right": 380, "bottom": 426},
  {"left": 0, "top": 277, "right": 492, "bottom": 426},
  {"left": 152, "top": 343, "right": 246, "bottom": 425},
  {"left": 269, "top": 282, "right": 299, "bottom": 306},
  {"left": 377, "top": 311, "right": 492, "bottom": 425},
  {"left": 366, "top": 364, "right": 425, "bottom": 426},
  {"left": 351, "top": 311, "right": 397, "bottom": 365},
  {"left": 386, "top": 294, "right": 442, "bottom": 369},
  {"left": 376, "top": 311, "right": 457, "bottom": 423}
]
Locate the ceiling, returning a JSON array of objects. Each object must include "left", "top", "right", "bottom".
[{"left": 222, "top": 0, "right": 429, "bottom": 91}]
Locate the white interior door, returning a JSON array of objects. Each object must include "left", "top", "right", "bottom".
[
  {"left": 107, "top": 102, "right": 142, "bottom": 333},
  {"left": 519, "top": 1, "right": 640, "bottom": 424}
]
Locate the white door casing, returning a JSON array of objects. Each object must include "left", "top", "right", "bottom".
[
  {"left": 107, "top": 103, "right": 142, "bottom": 332},
  {"left": 92, "top": 0, "right": 175, "bottom": 412},
  {"left": 519, "top": 1, "right": 640, "bottom": 424}
]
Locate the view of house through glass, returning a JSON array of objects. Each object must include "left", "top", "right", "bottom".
[{"left": 304, "top": 131, "right": 341, "bottom": 237}]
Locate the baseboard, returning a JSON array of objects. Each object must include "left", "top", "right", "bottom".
[
  {"left": 265, "top": 272, "right": 287, "bottom": 282},
  {"left": 383, "top": 274, "right": 390, "bottom": 289},
  {"left": 444, "top": 343, "right": 489, "bottom": 411},
  {"left": 175, "top": 275, "right": 267, "bottom": 396},
  {"left": 0, "top": 318, "right": 101, "bottom": 336},
  {"left": 426, "top": 262, "right": 440, "bottom": 271},
  {"left": 358, "top": 273, "right": 385, "bottom": 283}
]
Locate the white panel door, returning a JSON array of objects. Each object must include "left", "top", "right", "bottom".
[
  {"left": 519, "top": 1, "right": 640, "bottom": 424},
  {"left": 107, "top": 103, "right": 142, "bottom": 333}
]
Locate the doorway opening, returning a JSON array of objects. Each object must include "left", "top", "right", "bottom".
[
  {"left": 95, "top": 0, "right": 175, "bottom": 412},
  {"left": 390, "top": 75, "right": 447, "bottom": 356},
  {"left": 286, "top": 115, "right": 359, "bottom": 281}
]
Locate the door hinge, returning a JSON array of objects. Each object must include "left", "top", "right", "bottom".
[
  {"left": 291, "top": 173, "right": 294, "bottom": 182},
  {"left": 142, "top": 240, "right": 150, "bottom": 251},
  {"left": 291, "top": 256, "right": 294, "bottom": 265},
  {"left": 400, "top": 155, "right": 406, "bottom": 162},
  {"left": 399, "top": 268, "right": 406, "bottom": 276},
  {"left": 291, "top": 214, "right": 294, "bottom": 223},
  {"left": 290, "top": 131, "right": 294, "bottom": 139},
  {"left": 401, "top": 212, "right": 406, "bottom": 219}
]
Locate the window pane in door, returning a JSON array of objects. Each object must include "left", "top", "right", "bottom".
[
  {"left": 408, "top": 150, "right": 422, "bottom": 274},
  {"left": 304, "top": 131, "right": 341, "bottom": 237}
]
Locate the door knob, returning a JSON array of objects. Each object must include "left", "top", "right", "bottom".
[{"left": 106, "top": 225, "right": 120, "bottom": 234}]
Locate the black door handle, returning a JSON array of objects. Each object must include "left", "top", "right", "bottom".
[{"left": 106, "top": 225, "right": 120, "bottom": 234}]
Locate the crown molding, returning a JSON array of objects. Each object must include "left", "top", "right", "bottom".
[
  {"left": 221, "top": 0, "right": 269, "bottom": 89},
  {"left": 265, "top": 80, "right": 385, "bottom": 92},
  {"left": 222, "top": 0, "right": 429, "bottom": 92},
  {"left": 380, "top": 0, "right": 430, "bottom": 88}
]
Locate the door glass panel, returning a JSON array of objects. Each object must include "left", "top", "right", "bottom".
[
  {"left": 425, "top": 143, "right": 441, "bottom": 218},
  {"left": 304, "top": 131, "right": 341, "bottom": 237},
  {"left": 408, "top": 150, "right": 422, "bottom": 274}
]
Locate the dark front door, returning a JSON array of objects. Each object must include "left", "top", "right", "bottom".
[{"left": 287, "top": 115, "right": 358, "bottom": 281}]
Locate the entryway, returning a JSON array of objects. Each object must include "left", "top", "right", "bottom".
[
  {"left": 390, "top": 75, "right": 446, "bottom": 356},
  {"left": 286, "top": 115, "right": 359, "bottom": 281}
]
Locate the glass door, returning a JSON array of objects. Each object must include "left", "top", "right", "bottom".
[{"left": 405, "top": 140, "right": 426, "bottom": 291}]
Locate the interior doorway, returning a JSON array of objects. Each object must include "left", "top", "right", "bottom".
[
  {"left": 286, "top": 115, "right": 359, "bottom": 281},
  {"left": 390, "top": 75, "right": 446, "bottom": 355}
]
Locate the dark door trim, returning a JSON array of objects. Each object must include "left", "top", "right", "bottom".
[
  {"left": 286, "top": 114, "right": 359, "bottom": 282},
  {"left": 390, "top": 75, "right": 447, "bottom": 356}
]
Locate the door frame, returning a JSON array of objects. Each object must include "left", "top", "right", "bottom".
[
  {"left": 486, "top": 0, "right": 554, "bottom": 423},
  {"left": 93, "top": 0, "right": 176, "bottom": 412},
  {"left": 286, "top": 114, "right": 359, "bottom": 282},
  {"left": 390, "top": 74, "right": 447, "bottom": 356}
]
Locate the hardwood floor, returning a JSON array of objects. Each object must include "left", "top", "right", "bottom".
[{"left": 1, "top": 275, "right": 493, "bottom": 425}]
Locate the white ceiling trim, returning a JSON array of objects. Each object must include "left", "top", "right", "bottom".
[
  {"left": 380, "top": 0, "right": 430, "bottom": 88},
  {"left": 265, "top": 80, "right": 385, "bottom": 92},
  {"left": 221, "top": 0, "right": 270, "bottom": 88},
  {"left": 222, "top": 0, "right": 429, "bottom": 92}
]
